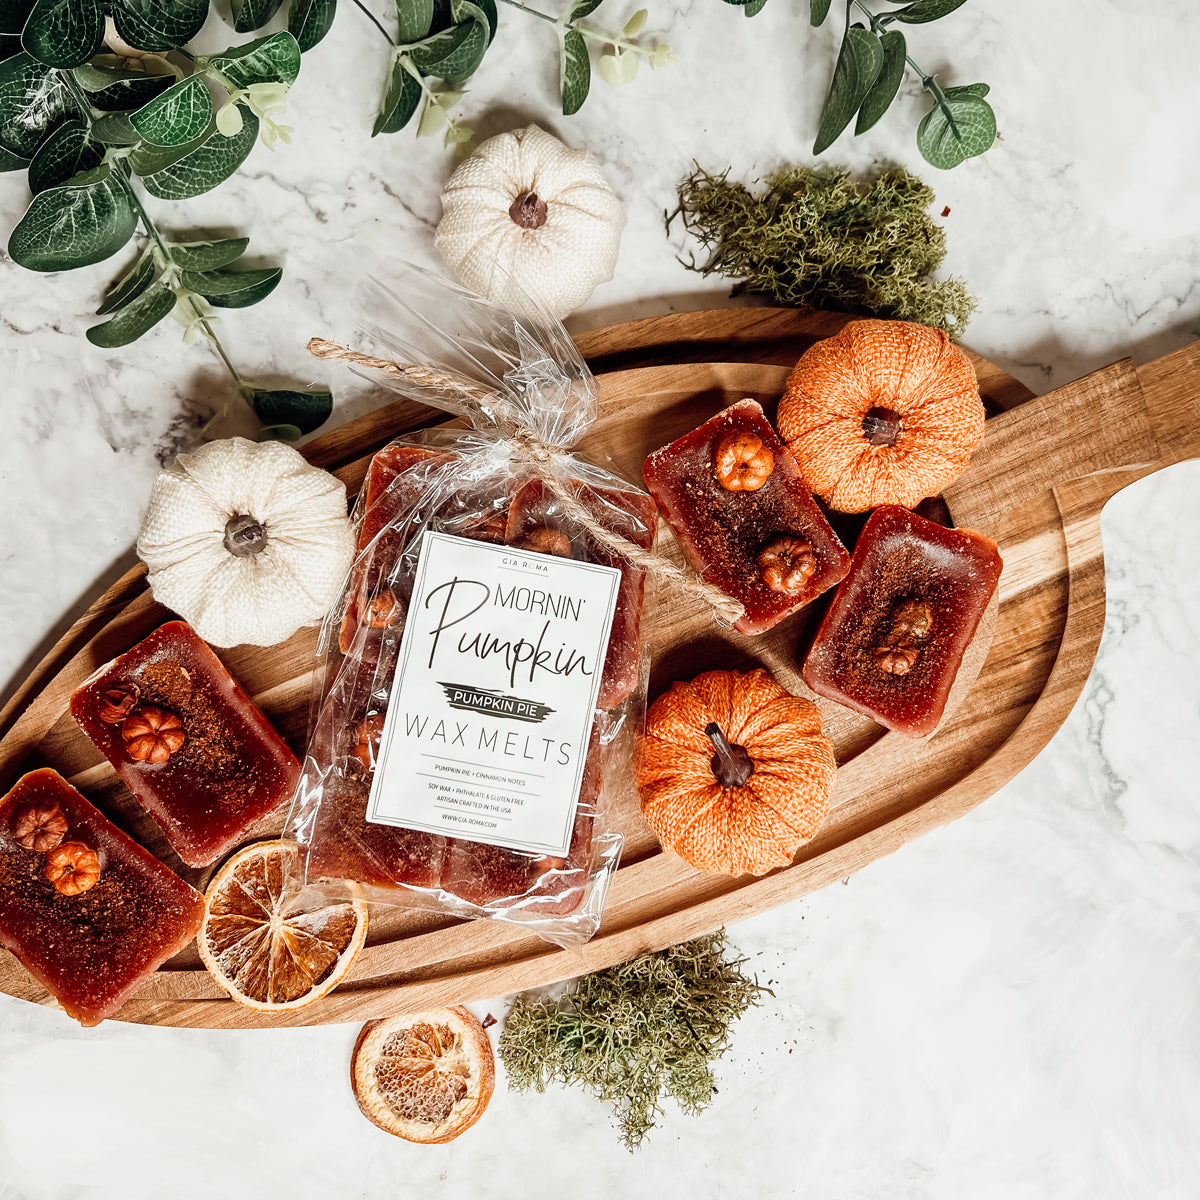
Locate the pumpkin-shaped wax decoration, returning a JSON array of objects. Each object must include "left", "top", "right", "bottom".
[
  {"left": 434, "top": 125, "right": 626, "bottom": 321},
  {"left": 637, "top": 669, "right": 837, "bottom": 876},
  {"left": 777, "top": 319, "right": 985, "bottom": 513},
  {"left": 137, "top": 437, "right": 355, "bottom": 648}
]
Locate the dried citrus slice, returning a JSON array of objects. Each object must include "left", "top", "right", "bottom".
[
  {"left": 351, "top": 1007, "right": 496, "bottom": 1143},
  {"left": 199, "top": 839, "right": 367, "bottom": 1011}
]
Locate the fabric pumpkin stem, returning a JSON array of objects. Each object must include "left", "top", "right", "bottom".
[{"left": 704, "top": 722, "right": 755, "bottom": 788}]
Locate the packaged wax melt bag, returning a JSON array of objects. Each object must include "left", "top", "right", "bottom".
[{"left": 288, "top": 266, "right": 656, "bottom": 948}]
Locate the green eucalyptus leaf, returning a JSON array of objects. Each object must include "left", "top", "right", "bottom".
[
  {"left": 110, "top": 0, "right": 209, "bottom": 52},
  {"left": 409, "top": 11, "right": 486, "bottom": 84},
  {"left": 374, "top": 50, "right": 421, "bottom": 134},
  {"left": 230, "top": 0, "right": 284, "bottom": 34},
  {"left": 86, "top": 278, "right": 175, "bottom": 346},
  {"left": 133, "top": 110, "right": 259, "bottom": 199},
  {"left": 167, "top": 236, "right": 249, "bottom": 270},
  {"left": 21, "top": 0, "right": 103, "bottom": 69},
  {"left": 257, "top": 423, "right": 304, "bottom": 441},
  {"left": 567, "top": 0, "right": 603, "bottom": 21},
  {"left": 397, "top": 0, "right": 435, "bottom": 43},
  {"left": 559, "top": 27, "right": 589, "bottom": 115},
  {"left": 945, "top": 81, "right": 989, "bottom": 98},
  {"left": 91, "top": 111, "right": 142, "bottom": 144},
  {"left": 854, "top": 27, "right": 904, "bottom": 134},
  {"left": 288, "top": 0, "right": 337, "bottom": 52},
  {"left": 894, "top": 0, "right": 967, "bottom": 23},
  {"left": 245, "top": 384, "right": 332, "bottom": 436},
  {"left": 8, "top": 173, "right": 137, "bottom": 271},
  {"left": 743, "top": 0, "right": 768, "bottom": 14},
  {"left": 27, "top": 118, "right": 103, "bottom": 192},
  {"left": 179, "top": 265, "right": 281, "bottom": 306},
  {"left": 812, "top": 24, "right": 884, "bottom": 155},
  {"left": 76, "top": 62, "right": 175, "bottom": 110},
  {"left": 917, "top": 87, "right": 995, "bottom": 168},
  {"left": 96, "top": 249, "right": 155, "bottom": 314},
  {"left": 475, "top": 0, "right": 497, "bottom": 40},
  {"left": 0, "top": 52, "right": 69, "bottom": 156},
  {"left": 0, "top": 1, "right": 35, "bottom": 36},
  {"left": 130, "top": 74, "right": 214, "bottom": 146},
  {"left": 207, "top": 32, "right": 302, "bottom": 88},
  {"left": 0, "top": 140, "right": 26, "bottom": 168},
  {"left": 809, "top": 0, "right": 830, "bottom": 23}
]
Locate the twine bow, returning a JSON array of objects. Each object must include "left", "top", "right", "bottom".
[{"left": 308, "top": 336, "right": 746, "bottom": 626}]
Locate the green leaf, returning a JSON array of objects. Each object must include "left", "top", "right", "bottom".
[
  {"left": 743, "top": 0, "right": 768, "bottom": 14},
  {"left": 475, "top": 0, "right": 497, "bottom": 39},
  {"left": 0, "top": 140, "right": 27, "bottom": 169},
  {"left": 91, "top": 111, "right": 142, "bottom": 144},
  {"left": 945, "top": 81, "right": 989, "bottom": 98},
  {"left": 289, "top": 0, "right": 337, "bottom": 52},
  {"left": 917, "top": 87, "right": 996, "bottom": 168},
  {"left": 809, "top": 0, "right": 831, "bottom": 23},
  {"left": 206, "top": 32, "right": 302, "bottom": 88},
  {"left": 894, "top": 0, "right": 967, "bottom": 23},
  {"left": 0, "top": 1, "right": 35, "bottom": 36},
  {"left": 244, "top": 384, "right": 332, "bottom": 435},
  {"left": 21, "top": 0, "right": 103, "bottom": 68},
  {"left": 133, "top": 110, "right": 259, "bottom": 199},
  {"left": 373, "top": 51, "right": 421, "bottom": 134},
  {"left": 559, "top": 27, "right": 589, "bottom": 115},
  {"left": 230, "top": 0, "right": 284, "bottom": 34},
  {"left": 258, "top": 423, "right": 304, "bottom": 441},
  {"left": 180, "top": 265, "right": 281, "bottom": 306},
  {"left": 86, "top": 278, "right": 175, "bottom": 345},
  {"left": 96, "top": 249, "right": 155, "bottom": 314},
  {"left": 167, "top": 236, "right": 249, "bottom": 270},
  {"left": 8, "top": 173, "right": 137, "bottom": 271},
  {"left": 110, "top": 0, "right": 209, "bottom": 51},
  {"left": 854, "top": 27, "right": 904, "bottom": 134},
  {"left": 621, "top": 9, "right": 646, "bottom": 36},
  {"left": 76, "top": 62, "right": 175, "bottom": 110},
  {"left": 409, "top": 10, "right": 487, "bottom": 84},
  {"left": 397, "top": 0, "right": 435, "bottom": 43},
  {"left": 567, "top": 0, "right": 603, "bottom": 20},
  {"left": 27, "top": 118, "right": 103, "bottom": 193},
  {"left": 812, "top": 24, "right": 884, "bottom": 155},
  {"left": 0, "top": 51, "right": 69, "bottom": 156},
  {"left": 129, "top": 74, "right": 214, "bottom": 146}
]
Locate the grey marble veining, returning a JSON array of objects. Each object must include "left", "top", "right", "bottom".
[{"left": 2, "top": 1, "right": 1200, "bottom": 1195}]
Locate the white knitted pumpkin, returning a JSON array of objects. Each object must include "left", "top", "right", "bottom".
[
  {"left": 137, "top": 438, "right": 355, "bottom": 648},
  {"left": 434, "top": 125, "right": 626, "bottom": 321}
]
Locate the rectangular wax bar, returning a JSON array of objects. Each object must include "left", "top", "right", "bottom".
[
  {"left": 0, "top": 769, "right": 204, "bottom": 1026},
  {"left": 504, "top": 477, "right": 657, "bottom": 710},
  {"left": 802, "top": 505, "right": 1003, "bottom": 737},
  {"left": 70, "top": 621, "right": 301, "bottom": 868},
  {"left": 643, "top": 400, "right": 850, "bottom": 634}
]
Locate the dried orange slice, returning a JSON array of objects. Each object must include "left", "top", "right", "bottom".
[
  {"left": 198, "top": 839, "right": 367, "bottom": 1011},
  {"left": 351, "top": 1007, "right": 496, "bottom": 1143}
]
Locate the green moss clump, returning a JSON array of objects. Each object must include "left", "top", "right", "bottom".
[
  {"left": 498, "top": 932, "right": 766, "bottom": 1150},
  {"left": 667, "top": 163, "right": 977, "bottom": 337}
]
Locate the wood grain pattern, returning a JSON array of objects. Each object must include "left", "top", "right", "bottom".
[{"left": 1, "top": 309, "right": 1196, "bottom": 1029}]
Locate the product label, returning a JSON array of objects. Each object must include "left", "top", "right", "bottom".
[{"left": 366, "top": 531, "right": 621, "bottom": 856}]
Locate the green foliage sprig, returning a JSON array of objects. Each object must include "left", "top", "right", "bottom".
[
  {"left": 353, "top": 0, "right": 675, "bottom": 146},
  {"left": 724, "top": 0, "right": 996, "bottom": 169},
  {"left": 498, "top": 932, "right": 766, "bottom": 1150},
  {"left": 0, "top": 2, "right": 332, "bottom": 438},
  {"left": 667, "top": 162, "right": 977, "bottom": 335}
]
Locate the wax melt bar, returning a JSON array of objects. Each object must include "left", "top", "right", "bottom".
[
  {"left": 505, "top": 477, "right": 657, "bottom": 709},
  {"left": 0, "top": 769, "right": 204, "bottom": 1026},
  {"left": 643, "top": 400, "right": 850, "bottom": 634},
  {"left": 70, "top": 621, "right": 300, "bottom": 867},
  {"left": 802, "top": 505, "right": 1002, "bottom": 737}
]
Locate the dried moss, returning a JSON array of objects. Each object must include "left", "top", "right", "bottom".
[
  {"left": 498, "top": 931, "right": 766, "bottom": 1150},
  {"left": 667, "top": 163, "right": 977, "bottom": 337}
]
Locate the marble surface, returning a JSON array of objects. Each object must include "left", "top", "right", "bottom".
[{"left": 2, "top": 1, "right": 1199, "bottom": 1196}]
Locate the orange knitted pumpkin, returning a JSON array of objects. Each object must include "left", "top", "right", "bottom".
[
  {"left": 637, "top": 668, "right": 837, "bottom": 876},
  {"left": 777, "top": 319, "right": 985, "bottom": 513}
]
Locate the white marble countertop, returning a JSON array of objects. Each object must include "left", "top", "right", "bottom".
[{"left": 2, "top": 1, "right": 1199, "bottom": 1196}]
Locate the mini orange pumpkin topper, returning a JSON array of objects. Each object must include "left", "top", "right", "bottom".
[
  {"left": 637, "top": 669, "right": 837, "bottom": 876},
  {"left": 777, "top": 319, "right": 985, "bottom": 513}
]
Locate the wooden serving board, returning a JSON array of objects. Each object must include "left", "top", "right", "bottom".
[{"left": 2, "top": 308, "right": 1197, "bottom": 1029}]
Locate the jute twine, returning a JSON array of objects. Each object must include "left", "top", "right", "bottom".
[{"left": 308, "top": 336, "right": 746, "bottom": 626}]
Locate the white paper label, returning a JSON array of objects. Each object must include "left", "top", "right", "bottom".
[{"left": 366, "top": 531, "right": 621, "bottom": 857}]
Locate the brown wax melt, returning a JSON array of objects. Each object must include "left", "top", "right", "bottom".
[
  {"left": 505, "top": 477, "right": 657, "bottom": 709},
  {"left": 802, "top": 505, "right": 1002, "bottom": 737},
  {"left": 0, "top": 769, "right": 204, "bottom": 1026},
  {"left": 70, "top": 621, "right": 300, "bottom": 867},
  {"left": 643, "top": 400, "right": 850, "bottom": 634}
]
